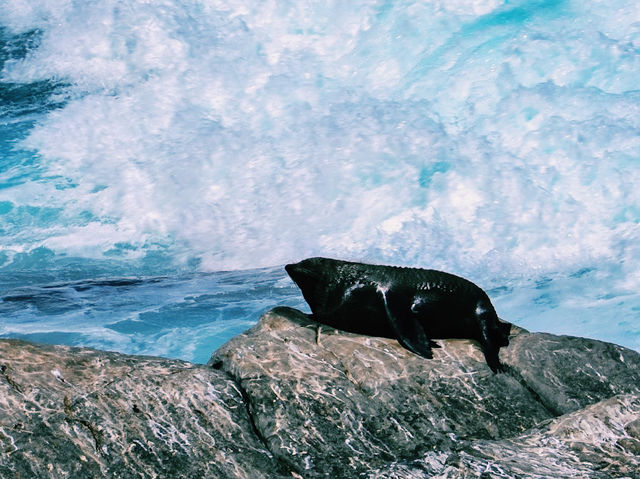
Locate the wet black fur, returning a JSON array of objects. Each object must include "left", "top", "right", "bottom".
[{"left": 285, "top": 257, "right": 511, "bottom": 373}]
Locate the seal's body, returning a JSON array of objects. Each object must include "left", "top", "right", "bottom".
[{"left": 285, "top": 257, "right": 511, "bottom": 372}]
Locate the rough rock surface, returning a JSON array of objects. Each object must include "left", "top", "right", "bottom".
[
  {"left": 368, "top": 394, "right": 640, "bottom": 478},
  {"left": 0, "top": 340, "right": 286, "bottom": 479},
  {"left": 2, "top": 306, "right": 640, "bottom": 478},
  {"left": 211, "top": 307, "right": 640, "bottom": 478}
]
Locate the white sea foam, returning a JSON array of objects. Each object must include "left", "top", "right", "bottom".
[{"left": 1, "top": 0, "right": 639, "bottom": 290}]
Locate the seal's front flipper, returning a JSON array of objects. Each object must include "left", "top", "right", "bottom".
[
  {"left": 379, "top": 287, "right": 433, "bottom": 359},
  {"left": 479, "top": 324, "right": 506, "bottom": 373},
  {"left": 484, "top": 347, "right": 505, "bottom": 373}
]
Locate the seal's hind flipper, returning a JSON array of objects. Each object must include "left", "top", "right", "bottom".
[{"left": 378, "top": 287, "right": 434, "bottom": 359}]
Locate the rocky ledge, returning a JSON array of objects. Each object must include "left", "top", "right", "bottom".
[{"left": 1, "top": 307, "right": 640, "bottom": 478}]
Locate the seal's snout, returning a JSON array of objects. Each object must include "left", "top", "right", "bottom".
[
  {"left": 285, "top": 260, "right": 322, "bottom": 292},
  {"left": 285, "top": 261, "right": 306, "bottom": 284},
  {"left": 285, "top": 262, "right": 307, "bottom": 280}
]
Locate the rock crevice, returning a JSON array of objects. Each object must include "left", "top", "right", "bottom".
[{"left": 502, "top": 364, "right": 563, "bottom": 417}]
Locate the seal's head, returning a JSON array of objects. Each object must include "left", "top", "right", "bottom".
[
  {"left": 285, "top": 257, "right": 327, "bottom": 292},
  {"left": 285, "top": 257, "right": 341, "bottom": 312}
]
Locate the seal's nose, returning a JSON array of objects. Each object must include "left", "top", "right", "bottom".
[
  {"left": 285, "top": 262, "right": 306, "bottom": 283},
  {"left": 285, "top": 261, "right": 318, "bottom": 291},
  {"left": 284, "top": 263, "right": 302, "bottom": 282}
]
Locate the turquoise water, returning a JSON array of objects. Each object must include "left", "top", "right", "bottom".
[
  {"left": 1, "top": 1, "right": 639, "bottom": 362},
  {"left": 0, "top": 266, "right": 306, "bottom": 364}
]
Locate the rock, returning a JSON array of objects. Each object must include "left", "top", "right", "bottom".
[
  {"left": 211, "top": 308, "right": 549, "bottom": 476},
  {"left": 211, "top": 307, "right": 640, "bottom": 478},
  {"left": 0, "top": 339, "right": 286, "bottom": 479},
  {"left": 368, "top": 394, "right": 640, "bottom": 478},
  {"left": 502, "top": 332, "right": 640, "bottom": 415},
  {"left": 2, "top": 306, "right": 640, "bottom": 478}
]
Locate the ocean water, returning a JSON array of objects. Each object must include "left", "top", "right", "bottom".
[{"left": 1, "top": 0, "right": 639, "bottom": 363}]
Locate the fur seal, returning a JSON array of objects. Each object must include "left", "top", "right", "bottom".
[{"left": 285, "top": 257, "right": 511, "bottom": 372}]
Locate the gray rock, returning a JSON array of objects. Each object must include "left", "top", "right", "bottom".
[
  {"left": 369, "top": 394, "right": 640, "bottom": 478},
  {"left": 211, "top": 307, "right": 640, "bottom": 478},
  {"left": 502, "top": 332, "right": 640, "bottom": 415},
  {"left": 2, "top": 306, "right": 640, "bottom": 478},
  {"left": 211, "top": 308, "right": 550, "bottom": 476},
  {"left": 0, "top": 339, "right": 286, "bottom": 479}
]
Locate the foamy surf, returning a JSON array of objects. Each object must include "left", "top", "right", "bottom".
[{"left": 1, "top": 0, "right": 639, "bottom": 360}]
